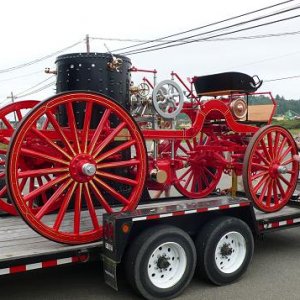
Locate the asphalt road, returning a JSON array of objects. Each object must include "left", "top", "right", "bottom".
[
  {"left": 2, "top": 228, "right": 300, "bottom": 300},
  {"left": 1, "top": 181, "right": 300, "bottom": 300}
]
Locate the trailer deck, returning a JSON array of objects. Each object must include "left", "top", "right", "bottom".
[{"left": 0, "top": 192, "right": 299, "bottom": 275}]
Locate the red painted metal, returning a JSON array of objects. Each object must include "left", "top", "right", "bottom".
[
  {"left": 6, "top": 92, "right": 147, "bottom": 244},
  {"left": 0, "top": 100, "right": 39, "bottom": 215},
  {"left": 173, "top": 133, "right": 224, "bottom": 198},
  {"left": 5, "top": 66, "right": 297, "bottom": 245},
  {"left": 243, "top": 125, "right": 299, "bottom": 212}
]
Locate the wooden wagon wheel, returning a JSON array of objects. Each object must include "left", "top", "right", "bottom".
[
  {"left": 243, "top": 125, "right": 299, "bottom": 212},
  {"left": 6, "top": 92, "right": 147, "bottom": 244},
  {"left": 0, "top": 100, "right": 39, "bottom": 215},
  {"left": 173, "top": 133, "right": 224, "bottom": 198}
]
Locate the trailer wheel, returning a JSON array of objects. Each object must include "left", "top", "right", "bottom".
[
  {"left": 125, "top": 225, "right": 196, "bottom": 300},
  {"left": 195, "top": 216, "right": 254, "bottom": 285}
]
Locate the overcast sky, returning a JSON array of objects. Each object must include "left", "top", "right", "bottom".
[{"left": 0, "top": 0, "right": 300, "bottom": 105}]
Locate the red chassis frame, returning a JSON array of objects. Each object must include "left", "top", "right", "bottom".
[{"left": 135, "top": 70, "right": 277, "bottom": 195}]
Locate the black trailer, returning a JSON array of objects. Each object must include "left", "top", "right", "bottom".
[
  {"left": 102, "top": 193, "right": 300, "bottom": 300},
  {"left": 0, "top": 192, "right": 300, "bottom": 300}
]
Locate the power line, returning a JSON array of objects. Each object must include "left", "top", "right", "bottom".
[
  {"left": 0, "top": 70, "right": 43, "bottom": 83},
  {"left": 0, "top": 40, "right": 83, "bottom": 74},
  {"left": 15, "top": 75, "right": 55, "bottom": 98},
  {"left": 265, "top": 74, "right": 300, "bottom": 82},
  {"left": 91, "top": 29, "right": 300, "bottom": 45},
  {"left": 122, "top": 11, "right": 300, "bottom": 55},
  {"left": 112, "top": 0, "right": 297, "bottom": 53},
  {"left": 15, "top": 81, "right": 55, "bottom": 99}
]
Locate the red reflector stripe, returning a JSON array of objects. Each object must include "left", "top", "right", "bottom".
[{"left": 10, "top": 265, "right": 26, "bottom": 273}]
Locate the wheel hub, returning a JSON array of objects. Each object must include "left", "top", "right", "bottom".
[
  {"left": 270, "top": 163, "right": 288, "bottom": 178},
  {"left": 220, "top": 243, "right": 233, "bottom": 258},
  {"left": 147, "top": 242, "right": 187, "bottom": 289},
  {"left": 69, "top": 154, "right": 97, "bottom": 182},
  {"left": 215, "top": 231, "right": 246, "bottom": 274},
  {"left": 277, "top": 165, "right": 288, "bottom": 174},
  {"left": 157, "top": 255, "right": 171, "bottom": 270},
  {"left": 82, "top": 163, "right": 96, "bottom": 176}
]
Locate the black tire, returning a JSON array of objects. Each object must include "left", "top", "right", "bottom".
[
  {"left": 125, "top": 225, "right": 196, "bottom": 300},
  {"left": 195, "top": 216, "right": 254, "bottom": 285}
]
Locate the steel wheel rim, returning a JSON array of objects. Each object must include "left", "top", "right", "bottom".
[
  {"left": 215, "top": 231, "right": 246, "bottom": 274},
  {"left": 147, "top": 242, "right": 187, "bottom": 288},
  {"left": 244, "top": 125, "right": 299, "bottom": 212},
  {"left": 0, "top": 100, "right": 39, "bottom": 215},
  {"left": 173, "top": 133, "right": 223, "bottom": 198},
  {"left": 6, "top": 92, "right": 147, "bottom": 244}
]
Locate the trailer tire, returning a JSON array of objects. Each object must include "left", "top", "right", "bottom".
[
  {"left": 125, "top": 225, "right": 196, "bottom": 300},
  {"left": 195, "top": 216, "right": 254, "bottom": 285}
]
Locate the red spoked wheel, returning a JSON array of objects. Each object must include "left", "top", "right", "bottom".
[
  {"left": 243, "top": 125, "right": 299, "bottom": 212},
  {"left": 0, "top": 100, "right": 39, "bottom": 215},
  {"left": 173, "top": 133, "right": 224, "bottom": 198},
  {"left": 6, "top": 92, "right": 147, "bottom": 244}
]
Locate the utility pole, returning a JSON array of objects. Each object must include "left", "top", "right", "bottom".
[
  {"left": 7, "top": 91, "right": 17, "bottom": 124},
  {"left": 85, "top": 34, "right": 90, "bottom": 53}
]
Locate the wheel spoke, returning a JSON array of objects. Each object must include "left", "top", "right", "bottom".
[
  {"left": 19, "top": 177, "right": 28, "bottom": 192},
  {"left": 186, "top": 140, "right": 193, "bottom": 151},
  {"left": 274, "top": 136, "right": 287, "bottom": 160},
  {"left": 203, "top": 167, "right": 217, "bottom": 180},
  {"left": 191, "top": 173, "right": 197, "bottom": 192},
  {"left": 250, "top": 163, "right": 269, "bottom": 171},
  {"left": 273, "top": 180, "right": 279, "bottom": 205},
  {"left": 278, "top": 174, "right": 291, "bottom": 187},
  {"left": 46, "top": 111, "right": 76, "bottom": 156},
  {"left": 66, "top": 102, "right": 81, "bottom": 154},
  {"left": 202, "top": 169, "right": 210, "bottom": 187},
  {"left": 81, "top": 102, "right": 93, "bottom": 153},
  {"left": 253, "top": 149, "right": 269, "bottom": 166},
  {"left": 92, "top": 121, "right": 127, "bottom": 158},
  {"left": 281, "top": 158, "right": 294, "bottom": 166},
  {"left": 83, "top": 183, "right": 101, "bottom": 229},
  {"left": 265, "top": 179, "right": 273, "bottom": 207},
  {"left": 259, "top": 139, "right": 272, "bottom": 162},
  {"left": 35, "top": 177, "right": 73, "bottom": 220},
  {"left": 21, "top": 148, "right": 69, "bottom": 166},
  {"left": 24, "top": 174, "right": 70, "bottom": 204},
  {"left": 178, "top": 144, "right": 188, "bottom": 155},
  {"left": 30, "top": 127, "right": 72, "bottom": 160},
  {"left": 88, "top": 181, "right": 113, "bottom": 213},
  {"left": 74, "top": 183, "right": 83, "bottom": 234},
  {"left": 0, "top": 186, "right": 7, "bottom": 197},
  {"left": 184, "top": 171, "right": 193, "bottom": 189},
  {"left": 178, "top": 167, "right": 192, "bottom": 181},
  {"left": 16, "top": 109, "right": 23, "bottom": 122},
  {"left": 53, "top": 182, "right": 78, "bottom": 231},
  {"left": 97, "top": 171, "right": 138, "bottom": 186},
  {"left": 37, "top": 177, "right": 48, "bottom": 205},
  {"left": 278, "top": 146, "right": 292, "bottom": 163},
  {"left": 88, "top": 108, "right": 111, "bottom": 155},
  {"left": 1, "top": 116, "right": 13, "bottom": 129},
  {"left": 97, "top": 159, "right": 140, "bottom": 169},
  {"left": 267, "top": 132, "right": 274, "bottom": 159},
  {"left": 274, "top": 131, "right": 280, "bottom": 152},
  {"left": 257, "top": 178, "right": 270, "bottom": 203},
  {"left": 253, "top": 175, "right": 268, "bottom": 194},
  {"left": 250, "top": 170, "right": 268, "bottom": 181},
  {"left": 93, "top": 176, "right": 130, "bottom": 205},
  {"left": 95, "top": 139, "right": 135, "bottom": 163},
  {"left": 276, "top": 178, "right": 286, "bottom": 197},
  {"left": 18, "top": 167, "right": 69, "bottom": 178}
]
